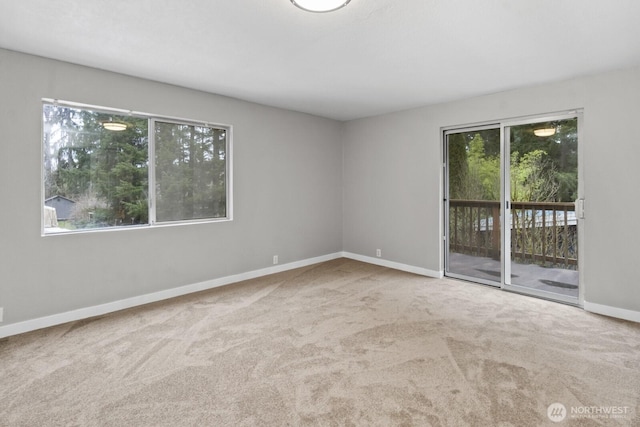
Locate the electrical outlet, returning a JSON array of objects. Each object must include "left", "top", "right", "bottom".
[
  {"left": 0, "top": 307, "right": 3, "bottom": 323},
  {"left": 273, "top": 255, "right": 279, "bottom": 265},
  {"left": 376, "top": 249, "right": 382, "bottom": 257}
]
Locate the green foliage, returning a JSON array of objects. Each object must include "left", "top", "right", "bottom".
[
  {"left": 447, "top": 134, "right": 468, "bottom": 199},
  {"left": 448, "top": 118, "right": 578, "bottom": 203},
  {"left": 510, "top": 150, "right": 559, "bottom": 202},
  {"left": 43, "top": 105, "right": 149, "bottom": 228},
  {"left": 44, "top": 105, "right": 228, "bottom": 231},
  {"left": 509, "top": 119, "right": 577, "bottom": 202},
  {"left": 449, "top": 131, "right": 500, "bottom": 201},
  {"left": 468, "top": 134, "right": 500, "bottom": 200},
  {"left": 155, "top": 122, "right": 227, "bottom": 222}
]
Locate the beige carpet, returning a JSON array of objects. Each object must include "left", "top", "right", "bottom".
[{"left": 1, "top": 259, "right": 638, "bottom": 426}]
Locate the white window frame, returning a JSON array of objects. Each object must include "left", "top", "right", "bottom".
[{"left": 41, "top": 99, "right": 233, "bottom": 235}]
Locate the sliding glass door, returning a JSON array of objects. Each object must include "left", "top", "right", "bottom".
[
  {"left": 504, "top": 116, "right": 580, "bottom": 302},
  {"left": 445, "top": 126, "right": 502, "bottom": 286},
  {"left": 445, "top": 112, "right": 582, "bottom": 304}
]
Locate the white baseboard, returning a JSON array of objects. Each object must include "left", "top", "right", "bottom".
[
  {"left": 0, "top": 252, "right": 343, "bottom": 339},
  {"left": 584, "top": 301, "right": 640, "bottom": 323},
  {"left": 341, "top": 251, "right": 443, "bottom": 279},
  {"left": 15, "top": 253, "right": 634, "bottom": 340}
]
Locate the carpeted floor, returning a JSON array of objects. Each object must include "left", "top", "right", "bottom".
[{"left": 1, "top": 258, "right": 638, "bottom": 426}]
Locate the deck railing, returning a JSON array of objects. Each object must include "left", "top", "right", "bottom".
[{"left": 448, "top": 199, "right": 577, "bottom": 268}]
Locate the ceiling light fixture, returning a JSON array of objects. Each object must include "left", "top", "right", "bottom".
[
  {"left": 102, "top": 119, "right": 127, "bottom": 132},
  {"left": 533, "top": 127, "right": 556, "bottom": 137},
  {"left": 291, "top": 0, "right": 351, "bottom": 13}
]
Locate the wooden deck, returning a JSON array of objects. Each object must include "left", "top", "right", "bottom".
[{"left": 447, "top": 252, "right": 578, "bottom": 298}]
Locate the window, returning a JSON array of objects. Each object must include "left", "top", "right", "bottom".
[
  {"left": 153, "top": 121, "right": 227, "bottom": 222},
  {"left": 42, "top": 101, "right": 231, "bottom": 234}
]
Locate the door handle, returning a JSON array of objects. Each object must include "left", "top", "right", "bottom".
[{"left": 575, "top": 198, "right": 585, "bottom": 219}]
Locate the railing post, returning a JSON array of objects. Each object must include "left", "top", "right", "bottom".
[
  {"left": 471, "top": 205, "right": 476, "bottom": 255},
  {"left": 553, "top": 207, "right": 558, "bottom": 266},
  {"left": 563, "top": 205, "right": 569, "bottom": 268},
  {"left": 541, "top": 207, "right": 546, "bottom": 266},
  {"left": 453, "top": 205, "right": 458, "bottom": 252},
  {"left": 491, "top": 205, "right": 500, "bottom": 260}
]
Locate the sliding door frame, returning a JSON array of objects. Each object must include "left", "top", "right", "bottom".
[
  {"left": 501, "top": 111, "right": 583, "bottom": 306},
  {"left": 442, "top": 110, "right": 584, "bottom": 307},
  {"left": 443, "top": 123, "right": 501, "bottom": 287}
]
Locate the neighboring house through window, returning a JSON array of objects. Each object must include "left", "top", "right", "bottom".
[{"left": 42, "top": 101, "right": 231, "bottom": 234}]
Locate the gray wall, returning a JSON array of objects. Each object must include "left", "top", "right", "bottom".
[
  {"left": 0, "top": 49, "right": 343, "bottom": 326},
  {"left": 2, "top": 47, "right": 639, "bottom": 329},
  {"left": 343, "top": 66, "right": 640, "bottom": 313}
]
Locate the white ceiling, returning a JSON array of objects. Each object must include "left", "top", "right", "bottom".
[{"left": 1, "top": 0, "right": 640, "bottom": 121}]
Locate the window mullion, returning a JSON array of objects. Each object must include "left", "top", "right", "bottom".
[{"left": 148, "top": 118, "right": 157, "bottom": 225}]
